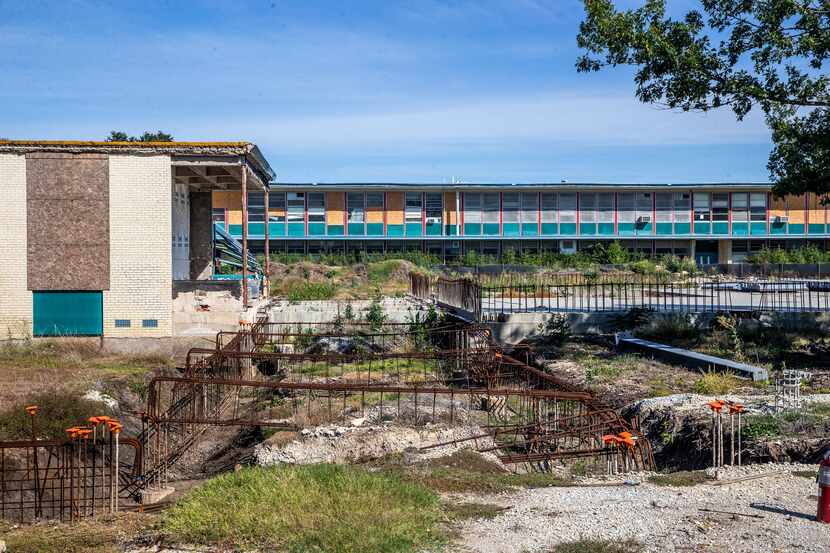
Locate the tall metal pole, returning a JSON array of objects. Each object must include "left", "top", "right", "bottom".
[
  {"left": 241, "top": 158, "right": 249, "bottom": 308},
  {"left": 264, "top": 186, "right": 270, "bottom": 296}
]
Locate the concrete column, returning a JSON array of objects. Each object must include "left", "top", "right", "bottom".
[
  {"left": 241, "top": 160, "right": 248, "bottom": 307},
  {"left": 718, "top": 239, "right": 733, "bottom": 264},
  {"left": 189, "top": 191, "right": 213, "bottom": 280}
]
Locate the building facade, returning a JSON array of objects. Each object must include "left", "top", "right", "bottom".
[
  {"left": 215, "top": 183, "right": 830, "bottom": 264},
  {"left": 0, "top": 140, "right": 273, "bottom": 341}
]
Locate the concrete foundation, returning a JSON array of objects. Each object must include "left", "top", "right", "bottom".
[
  {"left": 173, "top": 280, "right": 245, "bottom": 336},
  {"left": 268, "top": 297, "right": 427, "bottom": 324}
]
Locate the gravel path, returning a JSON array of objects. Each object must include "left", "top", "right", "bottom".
[{"left": 453, "top": 464, "right": 829, "bottom": 553}]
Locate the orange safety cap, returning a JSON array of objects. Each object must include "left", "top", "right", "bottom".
[
  {"left": 77, "top": 429, "right": 92, "bottom": 439},
  {"left": 707, "top": 400, "right": 725, "bottom": 412},
  {"left": 729, "top": 403, "right": 745, "bottom": 414},
  {"left": 25, "top": 405, "right": 38, "bottom": 416},
  {"left": 618, "top": 431, "right": 633, "bottom": 439},
  {"left": 602, "top": 434, "right": 617, "bottom": 445}
]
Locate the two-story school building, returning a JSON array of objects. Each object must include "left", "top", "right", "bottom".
[{"left": 214, "top": 183, "right": 830, "bottom": 265}]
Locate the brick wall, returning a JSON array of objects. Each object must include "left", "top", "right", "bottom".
[
  {"left": 0, "top": 154, "right": 32, "bottom": 337},
  {"left": 104, "top": 155, "right": 173, "bottom": 337}
]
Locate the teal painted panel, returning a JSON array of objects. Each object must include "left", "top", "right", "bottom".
[
  {"left": 598, "top": 223, "right": 615, "bottom": 236},
  {"left": 731, "top": 222, "right": 749, "bottom": 237},
  {"left": 617, "top": 223, "right": 635, "bottom": 235},
  {"left": 33, "top": 291, "right": 102, "bottom": 337},
  {"left": 247, "top": 223, "right": 265, "bottom": 236},
  {"left": 694, "top": 222, "right": 710, "bottom": 235},
  {"left": 425, "top": 222, "right": 442, "bottom": 236},
  {"left": 636, "top": 223, "right": 652, "bottom": 233},
  {"left": 268, "top": 223, "right": 285, "bottom": 237},
  {"left": 308, "top": 223, "right": 326, "bottom": 236},
  {"left": 541, "top": 223, "right": 557, "bottom": 235},
  {"left": 655, "top": 223, "right": 673, "bottom": 235},
  {"left": 521, "top": 223, "right": 538, "bottom": 236},
  {"left": 770, "top": 222, "right": 786, "bottom": 235},
  {"left": 445, "top": 225, "right": 458, "bottom": 236},
  {"left": 348, "top": 223, "right": 365, "bottom": 236},
  {"left": 464, "top": 223, "right": 481, "bottom": 235},
  {"left": 386, "top": 225, "right": 404, "bottom": 237},
  {"left": 502, "top": 223, "right": 520, "bottom": 237},
  {"left": 751, "top": 222, "right": 767, "bottom": 235},
  {"left": 809, "top": 224, "right": 826, "bottom": 235},
  {"left": 674, "top": 223, "right": 691, "bottom": 235},
  {"left": 712, "top": 222, "right": 729, "bottom": 235},
  {"left": 483, "top": 223, "right": 500, "bottom": 236},
  {"left": 287, "top": 223, "right": 305, "bottom": 237},
  {"left": 789, "top": 223, "right": 805, "bottom": 234},
  {"left": 228, "top": 224, "right": 243, "bottom": 237},
  {"left": 327, "top": 225, "right": 344, "bottom": 236},
  {"left": 406, "top": 223, "right": 422, "bottom": 236},
  {"left": 579, "top": 223, "right": 596, "bottom": 236},
  {"left": 559, "top": 223, "right": 577, "bottom": 235},
  {"left": 366, "top": 223, "right": 384, "bottom": 236}
]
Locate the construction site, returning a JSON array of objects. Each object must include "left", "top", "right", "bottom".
[{"left": 1, "top": 259, "right": 830, "bottom": 552}]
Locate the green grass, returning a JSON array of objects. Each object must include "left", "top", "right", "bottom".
[
  {"left": 742, "top": 415, "right": 782, "bottom": 439},
  {"left": 161, "top": 464, "right": 444, "bottom": 553},
  {"left": 580, "top": 354, "right": 641, "bottom": 383},
  {"left": 295, "top": 357, "right": 439, "bottom": 378},
  {"left": 648, "top": 471, "right": 711, "bottom": 487},
  {"left": 0, "top": 390, "right": 112, "bottom": 440},
  {"left": 693, "top": 371, "right": 741, "bottom": 395},
  {"left": 285, "top": 280, "right": 337, "bottom": 302},
  {"left": 551, "top": 539, "right": 644, "bottom": 553},
  {"left": 378, "top": 449, "right": 573, "bottom": 494},
  {"left": 0, "top": 515, "right": 149, "bottom": 553}
]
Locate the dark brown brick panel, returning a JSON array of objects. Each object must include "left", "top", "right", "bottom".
[{"left": 26, "top": 153, "right": 110, "bottom": 291}]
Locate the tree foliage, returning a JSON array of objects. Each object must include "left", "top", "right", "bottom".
[
  {"left": 576, "top": 0, "right": 830, "bottom": 196},
  {"left": 106, "top": 130, "right": 174, "bottom": 142}
]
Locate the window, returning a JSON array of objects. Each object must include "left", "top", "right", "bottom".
[
  {"left": 425, "top": 192, "right": 443, "bottom": 223},
  {"left": 268, "top": 192, "right": 286, "bottom": 223},
  {"left": 655, "top": 193, "right": 673, "bottom": 223},
  {"left": 694, "top": 193, "right": 710, "bottom": 221},
  {"left": 212, "top": 208, "right": 225, "bottom": 226},
  {"left": 541, "top": 193, "right": 557, "bottom": 222},
  {"left": 597, "top": 193, "right": 614, "bottom": 223},
  {"left": 286, "top": 192, "right": 305, "bottom": 223},
  {"left": 580, "top": 193, "right": 596, "bottom": 223},
  {"left": 750, "top": 193, "right": 767, "bottom": 221},
  {"left": 618, "top": 193, "right": 635, "bottom": 223},
  {"left": 502, "top": 192, "right": 520, "bottom": 223},
  {"left": 308, "top": 192, "right": 325, "bottom": 223},
  {"left": 405, "top": 193, "right": 422, "bottom": 222},
  {"left": 248, "top": 192, "right": 265, "bottom": 223},
  {"left": 521, "top": 193, "right": 538, "bottom": 224},
  {"left": 674, "top": 192, "right": 691, "bottom": 223},
  {"left": 636, "top": 193, "right": 652, "bottom": 220},
  {"left": 142, "top": 319, "right": 159, "bottom": 328},
  {"left": 366, "top": 192, "right": 384, "bottom": 210},
  {"left": 712, "top": 193, "right": 729, "bottom": 222},
  {"left": 732, "top": 193, "right": 749, "bottom": 222},
  {"left": 483, "top": 193, "right": 500, "bottom": 223},
  {"left": 347, "top": 192, "right": 365, "bottom": 223},
  {"left": 464, "top": 193, "right": 481, "bottom": 223},
  {"left": 559, "top": 193, "right": 577, "bottom": 223},
  {"left": 114, "top": 319, "right": 131, "bottom": 328}
]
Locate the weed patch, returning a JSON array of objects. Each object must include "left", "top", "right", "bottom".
[
  {"left": 551, "top": 538, "right": 644, "bottom": 553},
  {"left": 0, "top": 514, "right": 149, "bottom": 553},
  {"left": 0, "top": 390, "right": 112, "bottom": 440},
  {"left": 443, "top": 501, "right": 507, "bottom": 521},
  {"left": 648, "top": 471, "right": 711, "bottom": 487},
  {"left": 693, "top": 371, "right": 741, "bottom": 395},
  {"left": 284, "top": 280, "right": 337, "bottom": 302},
  {"left": 161, "top": 464, "right": 443, "bottom": 553},
  {"left": 742, "top": 415, "right": 781, "bottom": 439}
]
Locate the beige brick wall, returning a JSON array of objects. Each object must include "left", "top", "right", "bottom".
[
  {"left": 0, "top": 154, "right": 32, "bottom": 338},
  {"left": 104, "top": 155, "right": 173, "bottom": 337}
]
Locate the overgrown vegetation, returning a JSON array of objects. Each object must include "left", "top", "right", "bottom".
[
  {"left": 0, "top": 390, "right": 112, "bottom": 439},
  {"left": 0, "top": 514, "right": 150, "bottom": 553},
  {"left": 748, "top": 245, "right": 830, "bottom": 265},
  {"left": 536, "top": 314, "right": 571, "bottom": 346},
  {"left": 634, "top": 313, "right": 699, "bottom": 343},
  {"left": 692, "top": 371, "right": 741, "bottom": 395},
  {"left": 285, "top": 280, "right": 337, "bottom": 302},
  {"left": 162, "top": 464, "right": 444, "bottom": 553}
]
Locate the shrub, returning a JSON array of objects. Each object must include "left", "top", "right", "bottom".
[
  {"left": 660, "top": 254, "right": 697, "bottom": 274},
  {"left": 284, "top": 281, "right": 336, "bottom": 302},
  {"left": 161, "top": 464, "right": 443, "bottom": 552},
  {"left": 630, "top": 259, "right": 658, "bottom": 274},
  {"left": 537, "top": 314, "right": 571, "bottom": 346},
  {"left": 693, "top": 371, "right": 741, "bottom": 395},
  {"left": 364, "top": 296, "right": 387, "bottom": 331},
  {"left": 742, "top": 415, "right": 781, "bottom": 438},
  {"left": 0, "top": 391, "right": 112, "bottom": 440}
]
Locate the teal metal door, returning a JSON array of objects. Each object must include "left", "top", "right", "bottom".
[{"left": 33, "top": 291, "right": 103, "bottom": 337}]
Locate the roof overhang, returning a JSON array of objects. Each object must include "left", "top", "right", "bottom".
[{"left": 269, "top": 182, "right": 773, "bottom": 191}]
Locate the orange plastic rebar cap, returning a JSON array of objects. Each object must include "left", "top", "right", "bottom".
[{"left": 25, "top": 405, "right": 38, "bottom": 415}]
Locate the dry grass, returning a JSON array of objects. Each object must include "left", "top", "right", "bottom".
[
  {"left": 0, "top": 513, "right": 151, "bottom": 553},
  {"left": 0, "top": 340, "right": 172, "bottom": 405},
  {"left": 693, "top": 371, "right": 741, "bottom": 395}
]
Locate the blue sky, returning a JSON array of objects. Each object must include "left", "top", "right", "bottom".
[{"left": 0, "top": 0, "right": 772, "bottom": 183}]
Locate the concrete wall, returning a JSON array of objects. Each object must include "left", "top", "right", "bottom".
[
  {"left": 267, "top": 297, "right": 425, "bottom": 324},
  {"left": 0, "top": 154, "right": 32, "bottom": 338},
  {"left": 104, "top": 155, "right": 173, "bottom": 338},
  {"left": 173, "top": 280, "right": 243, "bottom": 336},
  {"left": 189, "top": 191, "right": 213, "bottom": 279}
]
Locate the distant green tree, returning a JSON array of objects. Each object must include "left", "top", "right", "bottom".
[
  {"left": 107, "top": 130, "right": 174, "bottom": 142},
  {"left": 576, "top": 0, "right": 830, "bottom": 197}
]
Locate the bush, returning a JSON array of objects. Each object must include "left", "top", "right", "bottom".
[
  {"left": 537, "top": 314, "right": 571, "bottom": 346},
  {"left": 659, "top": 254, "right": 697, "bottom": 274},
  {"left": 364, "top": 296, "right": 387, "bottom": 331},
  {"left": 0, "top": 391, "right": 112, "bottom": 440},
  {"left": 284, "top": 281, "right": 336, "bottom": 301},
  {"left": 693, "top": 371, "right": 741, "bottom": 395},
  {"left": 635, "top": 313, "right": 699, "bottom": 343},
  {"left": 742, "top": 415, "right": 781, "bottom": 438},
  {"left": 748, "top": 245, "right": 830, "bottom": 264},
  {"left": 162, "top": 464, "right": 443, "bottom": 552}
]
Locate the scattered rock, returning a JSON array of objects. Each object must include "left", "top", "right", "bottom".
[{"left": 83, "top": 389, "right": 118, "bottom": 410}]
